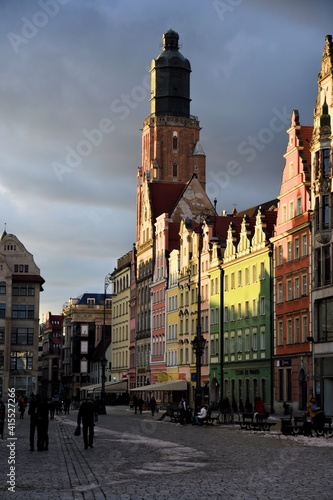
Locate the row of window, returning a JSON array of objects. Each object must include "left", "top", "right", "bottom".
[
  {"left": 0, "top": 304, "right": 35, "bottom": 319},
  {"left": 224, "top": 262, "right": 265, "bottom": 291},
  {"left": 113, "top": 274, "right": 129, "bottom": 294},
  {"left": 277, "top": 234, "right": 308, "bottom": 264},
  {"left": 113, "top": 301, "right": 128, "bottom": 318},
  {"left": 0, "top": 282, "right": 35, "bottom": 296},
  {"left": 112, "top": 324, "right": 129, "bottom": 343},
  {"left": 179, "top": 316, "right": 209, "bottom": 335},
  {"left": 112, "top": 349, "right": 128, "bottom": 370},
  {"left": 281, "top": 196, "right": 303, "bottom": 222},
  {"left": 224, "top": 297, "right": 266, "bottom": 322},
  {"left": 277, "top": 275, "right": 308, "bottom": 302},
  {"left": 277, "top": 315, "right": 309, "bottom": 345},
  {"left": 224, "top": 328, "right": 266, "bottom": 354}
]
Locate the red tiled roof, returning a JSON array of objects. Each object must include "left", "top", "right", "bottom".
[
  {"left": 149, "top": 182, "right": 186, "bottom": 220},
  {"left": 236, "top": 199, "right": 278, "bottom": 218}
]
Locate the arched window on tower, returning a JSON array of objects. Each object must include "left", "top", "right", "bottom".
[
  {"left": 172, "top": 133, "right": 178, "bottom": 151},
  {"left": 173, "top": 163, "right": 177, "bottom": 178}
]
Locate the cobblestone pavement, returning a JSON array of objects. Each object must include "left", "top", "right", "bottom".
[{"left": 1, "top": 407, "right": 333, "bottom": 499}]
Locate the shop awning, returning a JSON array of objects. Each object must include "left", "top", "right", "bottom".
[
  {"left": 105, "top": 380, "right": 128, "bottom": 393},
  {"left": 80, "top": 379, "right": 128, "bottom": 395},
  {"left": 130, "top": 380, "right": 188, "bottom": 392}
]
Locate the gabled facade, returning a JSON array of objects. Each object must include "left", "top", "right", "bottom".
[
  {"left": 0, "top": 230, "right": 44, "bottom": 398},
  {"left": 271, "top": 110, "right": 312, "bottom": 413},
  {"left": 310, "top": 35, "right": 333, "bottom": 415},
  {"left": 222, "top": 208, "right": 277, "bottom": 413},
  {"left": 150, "top": 214, "right": 179, "bottom": 385}
]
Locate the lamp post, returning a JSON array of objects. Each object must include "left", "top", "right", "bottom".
[
  {"left": 191, "top": 220, "right": 206, "bottom": 412},
  {"left": 100, "top": 272, "right": 112, "bottom": 414}
]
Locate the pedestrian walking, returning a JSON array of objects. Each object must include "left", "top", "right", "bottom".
[
  {"left": 77, "top": 398, "right": 98, "bottom": 449},
  {"left": 150, "top": 396, "right": 157, "bottom": 416},
  {"left": 133, "top": 396, "right": 138, "bottom": 414},
  {"left": 0, "top": 397, "right": 5, "bottom": 439},
  {"left": 18, "top": 394, "right": 25, "bottom": 419},
  {"left": 178, "top": 398, "right": 187, "bottom": 425},
  {"left": 28, "top": 393, "right": 38, "bottom": 451},
  {"left": 37, "top": 395, "right": 49, "bottom": 451},
  {"left": 64, "top": 396, "right": 71, "bottom": 415},
  {"left": 138, "top": 397, "right": 144, "bottom": 414},
  {"left": 49, "top": 398, "right": 56, "bottom": 419}
]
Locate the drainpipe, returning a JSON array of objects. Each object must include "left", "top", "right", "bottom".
[{"left": 269, "top": 243, "right": 274, "bottom": 414}]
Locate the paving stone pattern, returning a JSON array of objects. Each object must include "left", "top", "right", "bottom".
[{"left": 1, "top": 407, "right": 333, "bottom": 499}]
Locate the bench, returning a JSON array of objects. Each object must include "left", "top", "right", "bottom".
[
  {"left": 281, "top": 414, "right": 333, "bottom": 437},
  {"left": 292, "top": 416, "right": 307, "bottom": 435},
  {"left": 313, "top": 416, "right": 333, "bottom": 437},
  {"left": 240, "top": 412, "right": 277, "bottom": 431}
]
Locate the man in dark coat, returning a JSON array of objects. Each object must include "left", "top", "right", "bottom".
[
  {"left": 28, "top": 393, "right": 38, "bottom": 451},
  {"left": 77, "top": 398, "right": 97, "bottom": 449},
  {"left": 36, "top": 395, "right": 49, "bottom": 451}
]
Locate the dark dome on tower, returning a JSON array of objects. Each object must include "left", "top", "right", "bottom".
[{"left": 150, "top": 30, "right": 191, "bottom": 117}]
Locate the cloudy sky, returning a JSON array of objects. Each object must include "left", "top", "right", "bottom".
[{"left": 0, "top": 0, "right": 332, "bottom": 320}]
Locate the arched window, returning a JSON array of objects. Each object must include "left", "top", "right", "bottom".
[
  {"left": 172, "top": 133, "right": 178, "bottom": 150},
  {"left": 173, "top": 163, "right": 177, "bottom": 177}
]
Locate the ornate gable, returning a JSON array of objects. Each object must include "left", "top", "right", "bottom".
[
  {"left": 170, "top": 175, "right": 215, "bottom": 223},
  {"left": 251, "top": 208, "right": 267, "bottom": 251},
  {"left": 224, "top": 222, "right": 237, "bottom": 261},
  {"left": 237, "top": 216, "right": 251, "bottom": 257}
]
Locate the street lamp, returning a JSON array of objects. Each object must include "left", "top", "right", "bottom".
[
  {"left": 100, "top": 272, "right": 112, "bottom": 414},
  {"left": 191, "top": 219, "right": 206, "bottom": 412}
]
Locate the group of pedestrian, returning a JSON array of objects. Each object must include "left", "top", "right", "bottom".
[{"left": 132, "top": 396, "right": 144, "bottom": 414}]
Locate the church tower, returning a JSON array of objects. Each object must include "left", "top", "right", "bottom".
[
  {"left": 134, "top": 30, "right": 209, "bottom": 386},
  {"left": 139, "top": 29, "right": 206, "bottom": 189}
]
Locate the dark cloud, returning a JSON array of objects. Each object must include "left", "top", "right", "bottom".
[{"left": 0, "top": 0, "right": 331, "bottom": 315}]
